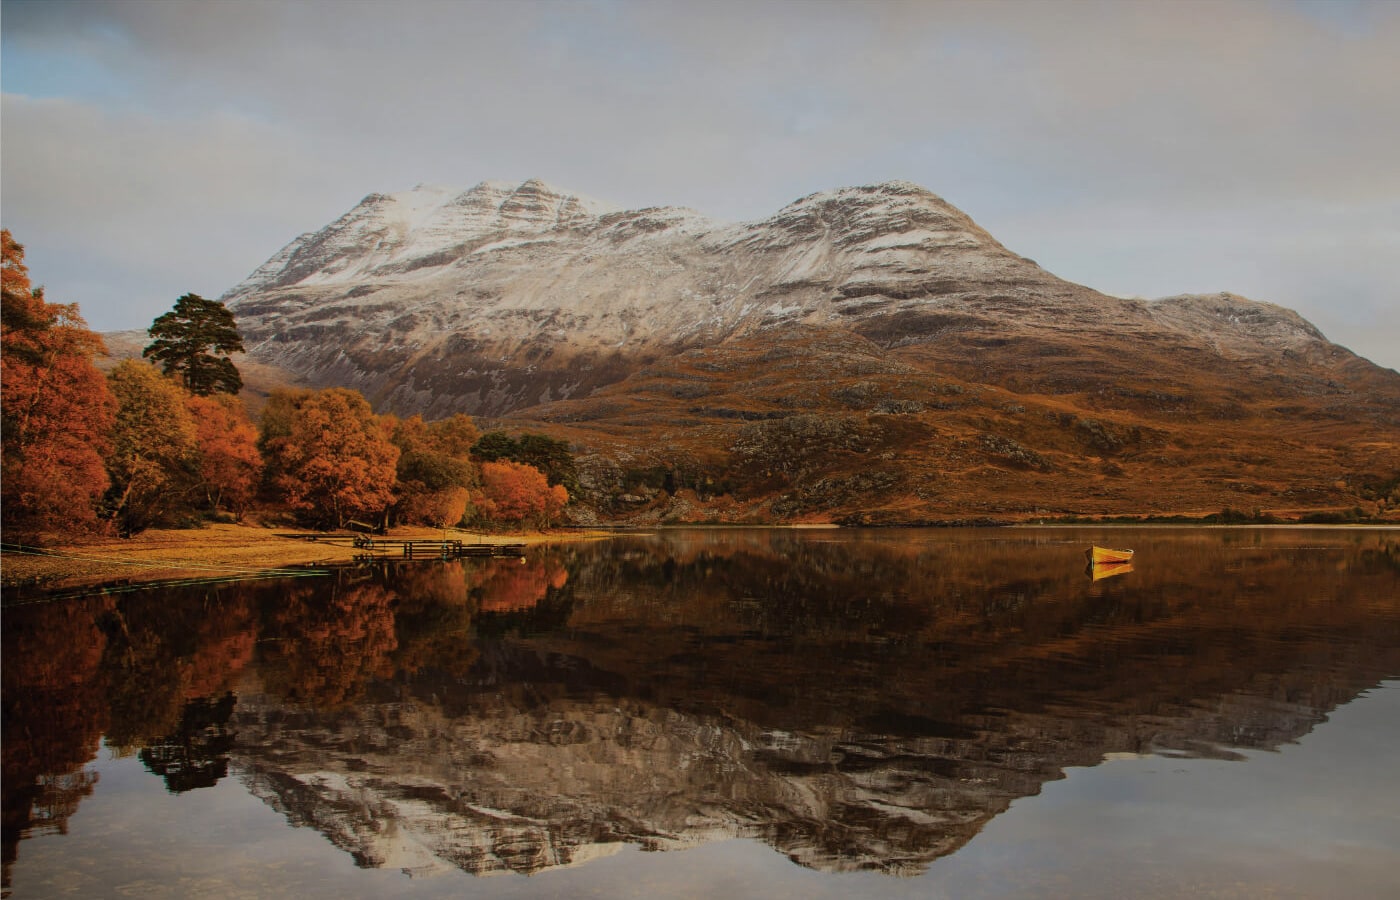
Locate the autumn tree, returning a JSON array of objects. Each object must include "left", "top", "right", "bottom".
[
  {"left": 471, "top": 430, "right": 579, "bottom": 495},
  {"left": 143, "top": 293, "right": 244, "bottom": 395},
  {"left": 104, "top": 360, "right": 201, "bottom": 534},
  {"left": 1, "top": 229, "right": 115, "bottom": 539},
  {"left": 426, "top": 413, "right": 480, "bottom": 458},
  {"left": 476, "top": 459, "right": 569, "bottom": 529},
  {"left": 186, "top": 393, "right": 261, "bottom": 520},
  {"left": 391, "top": 413, "right": 479, "bottom": 527},
  {"left": 255, "top": 387, "right": 312, "bottom": 491},
  {"left": 260, "top": 388, "right": 399, "bottom": 528}
]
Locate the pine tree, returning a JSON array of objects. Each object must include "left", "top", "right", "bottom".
[{"left": 143, "top": 293, "right": 244, "bottom": 395}]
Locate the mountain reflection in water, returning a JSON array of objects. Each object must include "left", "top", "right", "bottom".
[{"left": 3, "top": 528, "right": 1399, "bottom": 888}]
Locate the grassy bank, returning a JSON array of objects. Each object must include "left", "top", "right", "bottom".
[{"left": 1, "top": 522, "right": 611, "bottom": 595}]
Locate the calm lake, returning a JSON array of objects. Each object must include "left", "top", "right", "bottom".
[{"left": 3, "top": 527, "right": 1399, "bottom": 898}]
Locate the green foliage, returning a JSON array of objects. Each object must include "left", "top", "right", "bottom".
[
  {"left": 517, "top": 433, "right": 580, "bottom": 495},
  {"left": 1203, "top": 507, "right": 1261, "bottom": 524},
  {"left": 399, "top": 451, "right": 474, "bottom": 493},
  {"left": 143, "top": 293, "right": 244, "bottom": 395},
  {"left": 470, "top": 431, "right": 519, "bottom": 462},
  {"left": 1299, "top": 507, "right": 1370, "bottom": 525},
  {"left": 471, "top": 430, "right": 579, "bottom": 495}
]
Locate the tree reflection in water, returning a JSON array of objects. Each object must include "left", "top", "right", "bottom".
[
  {"left": 139, "top": 693, "right": 238, "bottom": 793},
  {"left": 259, "top": 581, "right": 400, "bottom": 708},
  {"left": 2, "top": 597, "right": 110, "bottom": 889},
  {"left": 2, "top": 530, "right": 1398, "bottom": 887}
]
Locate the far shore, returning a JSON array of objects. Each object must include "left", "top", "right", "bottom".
[{"left": 1, "top": 521, "right": 613, "bottom": 597}]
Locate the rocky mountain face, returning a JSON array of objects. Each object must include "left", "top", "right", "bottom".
[{"left": 224, "top": 179, "right": 1400, "bottom": 522}]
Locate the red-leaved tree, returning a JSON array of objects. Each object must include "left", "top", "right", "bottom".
[
  {"left": 476, "top": 460, "right": 569, "bottom": 529},
  {"left": 261, "top": 388, "right": 399, "bottom": 529},
  {"left": 1, "top": 229, "right": 115, "bottom": 539},
  {"left": 186, "top": 393, "right": 261, "bottom": 520}
]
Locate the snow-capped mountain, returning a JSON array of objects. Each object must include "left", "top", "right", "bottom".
[
  {"left": 229, "top": 179, "right": 618, "bottom": 296},
  {"left": 227, "top": 178, "right": 1350, "bottom": 418},
  {"left": 222, "top": 178, "right": 1400, "bottom": 522}
]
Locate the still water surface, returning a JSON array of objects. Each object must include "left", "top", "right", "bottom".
[{"left": 4, "top": 527, "right": 1398, "bottom": 898}]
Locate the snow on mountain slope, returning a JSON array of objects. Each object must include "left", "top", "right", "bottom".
[
  {"left": 227, "top": 179, "right": 618, "bottom": 298},
  {"left": 224, "top": 178, "right": 1363, "bottom": 418}
]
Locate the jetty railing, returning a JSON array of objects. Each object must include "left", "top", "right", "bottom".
[{"left": 275, "top": 534, "right": 526, "bottom": 559}]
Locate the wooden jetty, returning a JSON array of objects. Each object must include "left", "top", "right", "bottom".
[{"left": 278, "top": 533, "right": 526, "bottom": 560}]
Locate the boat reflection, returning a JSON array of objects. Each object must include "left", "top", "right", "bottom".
[{"left": 1088, "top": 560, "right": 1134, "bottom": 580}]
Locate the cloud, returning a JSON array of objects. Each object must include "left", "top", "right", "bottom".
[{"left": 0, "top": 94, "right": 365, "bottom": 329}]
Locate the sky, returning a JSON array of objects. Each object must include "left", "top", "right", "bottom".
[{"left": 2, "top": 0, "right": 1397, "bottom": 371}]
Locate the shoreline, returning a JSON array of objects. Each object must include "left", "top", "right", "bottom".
[
  {"left": 6, "top": 518, "right": 1395, "bottom": 599},
  {"left": 1, "top": 522, "right": 613, "bottom": 598}
]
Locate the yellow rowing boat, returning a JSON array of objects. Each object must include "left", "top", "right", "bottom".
[{"left": 1085, "top": 545, "right": 1134, "bottom": 565}]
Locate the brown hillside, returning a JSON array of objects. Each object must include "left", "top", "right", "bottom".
[{"left": 504, "top": 323, "right": 1400, "bottom": 523}]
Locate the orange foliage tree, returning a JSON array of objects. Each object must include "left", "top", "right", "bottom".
[
  {"left": 476, "top": 459, "right": 569, "bottom": 529},
  {"left": 390, "top": 413, "right": 479, "bottom": 527},
  {"left": 1, "top": 230, "right": 115, "bottom": 539},
  {"left": 104, "top": 360, "right": 201, "bottom": 534},
  {"left": 261, "top": 388, "right": 399, "bottom": 528},
  {"left": 186, "top": 393, "right": 260, "bottom": 520}
]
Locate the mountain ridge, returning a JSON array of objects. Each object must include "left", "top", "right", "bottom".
[
  {"left": 216, "top": 177, "right": 1400, "bottom": 522},
  {"left": 226, "top": 178, "right": 1357, "bottom": 413}
]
